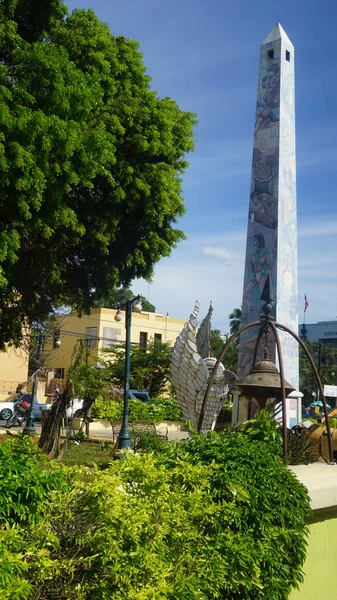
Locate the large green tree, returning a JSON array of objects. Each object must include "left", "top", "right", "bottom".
[{"left": 0, "top": 0, "right": 196, "bottom": 348}]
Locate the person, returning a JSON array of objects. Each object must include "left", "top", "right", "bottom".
[
  {"left": 16, "top": 383, "right": 23, "bottom": 394},
  {"left": 79, "top": 394, "right": 96, "bottom": 433},
  {"left": 52, "top": 386, "right": 60, "bottom": 403}
]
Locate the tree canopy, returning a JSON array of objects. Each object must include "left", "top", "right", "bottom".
[
  {"left": 0, "top": 0, "right": 196, "bottom": 347},
  {"left": 93, "top": 288, "right": 156, "bottom": 312},
  {"left": 229, "top": 308, "right": 242, "bottom": 336}
]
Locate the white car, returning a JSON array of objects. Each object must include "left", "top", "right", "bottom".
[{"left": 0, "top": 393, "right": 83, "bottom": 421}]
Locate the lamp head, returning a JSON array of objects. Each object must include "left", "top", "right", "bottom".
[
  {"left": 54, "top": 338, "right": 61, "bottom": 348},
  {"left": 114, "top": 310, "right": 122, "bottom": 322},
  {"left": 133, "top": 301, "right": 142, "bottom": 313}
]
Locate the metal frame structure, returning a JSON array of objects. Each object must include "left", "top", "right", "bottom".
[{"left": 198, "top": 302, "right": 334, "bottom": 463}]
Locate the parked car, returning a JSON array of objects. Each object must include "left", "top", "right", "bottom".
[
  {"left": 0, "top": 393, "right": 83, "bottom": 421},
  {"left": 128, "top": 390, "right": 151, "bottom": 402}
]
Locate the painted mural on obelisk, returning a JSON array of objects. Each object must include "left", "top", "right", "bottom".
[{"left": 238, "top": 24, "right": 299, "bottom": 403}]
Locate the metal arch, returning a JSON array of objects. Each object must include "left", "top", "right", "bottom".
[
  {"left": 268, "top": 321, "right": 287, "bottom": 457},
  {"left": 197, "top": 321, "right": 260, "bottom": 432},
  {"left": 275, "top": 321, "right": 334, "bottom": 463},
  {"left": 198, "top": 315, "right": 334, "bottom": 463}
]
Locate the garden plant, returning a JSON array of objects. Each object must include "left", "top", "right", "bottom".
[{"left": 0, "top": 430, "right": 311, "bottom": 599}]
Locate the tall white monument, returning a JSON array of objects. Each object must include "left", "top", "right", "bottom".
[{"left": 237, "top": 23, "right": 300, "bottom": 427}]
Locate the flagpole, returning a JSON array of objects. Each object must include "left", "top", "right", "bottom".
[{"left": 301, "top": 295, "right": 308, "bottom": 339}]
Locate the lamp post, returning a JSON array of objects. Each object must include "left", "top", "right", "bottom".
[{"left": 114, "top": 295, "right": 142, "bottom": 452}]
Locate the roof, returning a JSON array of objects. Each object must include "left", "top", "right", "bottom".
[{"left": 262, "top": 22, "right": 293, "bottom": 47}]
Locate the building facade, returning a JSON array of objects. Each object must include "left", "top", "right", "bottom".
[
  {"left": 44, "top": 308, "right": 186, "bottom": 376},
  {"left": 0, "top": 346, "right": 29, "bottom": 400},
  {"left": 299, "top": 321, "right": 337, "bottom": 347}
]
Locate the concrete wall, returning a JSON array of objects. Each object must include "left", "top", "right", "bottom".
[
  {"left": 289, "top": 463, "right": 337, "bottom": 598},
  {"left": 290, "top": 510, "right": 337, "bottom": 599},
  {"left": 0, "top": 346, "right": 29, "bottom": 400}
]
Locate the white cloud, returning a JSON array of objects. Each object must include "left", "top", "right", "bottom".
[
  {"left": 299, "top": 219, "right": 337, "bottom": 239},
  {"left": 133, "top": 235, "right": 245, "bottom": 332},
  {"left": 202, "top": 246, "right": 242, "bottom": 263}
]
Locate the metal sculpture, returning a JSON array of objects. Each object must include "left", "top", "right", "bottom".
[
  {"left": 170, "top": 302, "right": 230, "bottom": 431},
  {"left": 198, "top": 291, "right": 334, "bottom": 463}
]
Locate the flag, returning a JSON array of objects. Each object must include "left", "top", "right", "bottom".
[{"left": 304, "top": 294, "right": 309, "bottom": 312}]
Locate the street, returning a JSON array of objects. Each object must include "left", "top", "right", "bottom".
[{"left": 0, "top": 420, "right": 190, "bottom": 442}]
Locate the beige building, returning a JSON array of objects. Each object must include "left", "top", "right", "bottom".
[
  {"left": 0, "top": 346, "right": 29, "bottom": 400},
  {"left": 44, "top": 308, "right": 185, "bottom": 377}
]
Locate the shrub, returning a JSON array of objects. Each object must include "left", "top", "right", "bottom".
[
  {"left": 22, "top": 433, "right": 310, "bottom": 599},
  {"left": 159, "top": 431, "right": 312, "bottom": 599},
  {"left": 0, "top": 434, "right": 311, "bottom": 600},
  {"left": 131, "top": 429, "right": 169, "bottom": 453},
  {"left": 0, "top": 437, "right": 69, "bottom": 599},
  {"left": 236, "top": 406, "right": 283, "bottom": 455},
  {"left": 0, "top": 436, "right": 68, "bottom": 526},
  {"left": 93, "top": 396, "right": 183, "bottom": 422}
]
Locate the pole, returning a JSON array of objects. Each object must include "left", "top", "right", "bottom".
[
  {"left": 317, "top": 342, "right": 322, "bottom": 402},
  {"left": 117, "top": 300, "right": 132, "bottom": 451},
  {"left": 24, "top": 333, "right": 44, "bottom": 436}
]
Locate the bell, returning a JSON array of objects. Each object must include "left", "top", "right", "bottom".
[{"left": 236, "top": 358, "right": 295, "bottom": 409}]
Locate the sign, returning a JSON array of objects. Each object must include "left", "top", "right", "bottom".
[{"left": 324, "top": 385, "right": 337, "bottom": 398}]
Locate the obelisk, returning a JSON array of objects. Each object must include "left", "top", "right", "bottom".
[{"left": 237, "top": 23, "right": 300, "bottom": 426}]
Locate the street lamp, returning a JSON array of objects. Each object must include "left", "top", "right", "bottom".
[
  {"left": 114, "top": 295, "right": 142, "bottom": 452},
  {"left": 23, "top": 331, "right": 60, "bottom": 436}
]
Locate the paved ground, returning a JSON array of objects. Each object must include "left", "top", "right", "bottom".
[{"left": 0, "top": 420, "right": 190, "bottom": 442}]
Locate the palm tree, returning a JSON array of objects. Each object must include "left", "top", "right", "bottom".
[{"left": 229, "top": 308, "right": 242, "bottom": 336}]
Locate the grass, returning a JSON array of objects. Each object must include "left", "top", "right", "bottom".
[{"left": 60, "top": 441, "right": 114, "bottom": 468}]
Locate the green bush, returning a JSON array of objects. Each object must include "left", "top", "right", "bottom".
[
  {"left": 0, "top": 433, "right": 311, "bottom": 599},
  {"left": 132, "top": 429, "right": 169, "bottom": 453},
  {"left": 0, "top": 436, "right": 68, "bottom": 526},
  {"left": 159, "top": 432, "right": 311, "bottom": 599},
  {"left": 93, "top": 395, "right": 183, "bottom": 422},
  {"left": 0, "top": 437, "right": 69, "bottom": 598}
]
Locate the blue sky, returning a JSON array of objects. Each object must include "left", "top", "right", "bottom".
[{"left": 66, "top": 0, "right": 337, "bottom": 331}]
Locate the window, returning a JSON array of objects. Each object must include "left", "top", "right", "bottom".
[
  {"left": 131, "top": 392, "right": 150, "bottom": 402},
  {"left": 154, "top": 333, "right": 162, "bottom": 345},
  {"left": 102, "top": 327, "right": 121, "bottom": 348},
  {"left": 53, "top": 330, "right": 60, "bottom": 349},
  {"left": 267, "top": 49, "right": 274, "bottom": 60},
  {"left": 139, "top": 331, "right": 148, "bottom": 348},
  {"left": 286, "top": 50, "right": 290, "bottom": 62},
  {"left": 85, "top": 327, "right": 97, "bottom": 349},
  {"left": 55, "top": 368, "right": 65, "bottom": 379}
]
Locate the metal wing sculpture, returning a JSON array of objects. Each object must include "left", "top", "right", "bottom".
[
  {"left": 171, "top": 301, "right": 229, "bottom": 431},
  {"left": 196, "top": 302, "right": 213, "bottom": 359}
]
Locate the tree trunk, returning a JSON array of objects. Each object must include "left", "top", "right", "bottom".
[{"left": 38, "top": 383, "right": 73, "bottom": 459}]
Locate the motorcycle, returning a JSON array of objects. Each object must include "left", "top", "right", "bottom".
[{"left": 6, "top": 403, "right": 29, "bottom": 428}]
